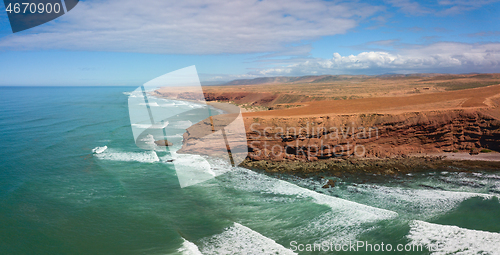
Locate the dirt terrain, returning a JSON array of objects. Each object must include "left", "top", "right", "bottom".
[
  {"left": 201, "top": 73, "right": 500, "bottom": 111},
  {"left": 158, "top": 73, "right": 500, "bottom": 173},
  {"left": 243, "top": 84, "right": 500, "bottom": 117},
  {"left": 239, "top": 84, "right": 500, "bottom": 162}
]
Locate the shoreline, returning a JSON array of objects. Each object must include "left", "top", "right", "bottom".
[
  {"left": 240, "top": 154, "right": 500, "bottom": 178},
  {"left": 151, "top": 91, "right": 241, "bottom": 115},
  {"left": 415, "top": 152, "right": 500, "bottom": 162},
  {"left": 155, "top": 87, "right": 500, "bottom": 176}
]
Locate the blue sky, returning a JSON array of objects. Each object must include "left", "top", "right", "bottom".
[{"left": 0, "top": 0, "right": 499, "bottom": 86}]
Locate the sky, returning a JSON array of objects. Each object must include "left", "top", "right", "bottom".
[{"left": 0, "top": 0, "right": 499, "bottom": 86}]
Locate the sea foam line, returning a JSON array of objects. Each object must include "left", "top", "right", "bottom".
[
  {"left": 177, "top": 238, "right": 203, "bottom": 255},
  {"left": 200, "top": 222, "right": 297, "bottom": 255},
  {"left": 92, "top": 147, "right": 159, "bottom": 163},
  {"left": 345, "top": 184, "right": 495, "bottom": 219},
  {"left": 408, "top": 220, "right": 500, "bottom": 255},
  {"left": 226, "top": 167, "right": 399, "bottom": 221},
  {"left": 202, "top": 163, "right": 398, "bottom": 244}
]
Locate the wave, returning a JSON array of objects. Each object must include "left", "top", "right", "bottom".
[
  {"left": 131, "top": 124, "right": 151, "bottom": 129},
  {"left": 224, "top": 168, "right": 398, "bottom": 220},
  {"left": 168, "top": 152, "right": 218, "bottom": 188},
  {"left": 93, "top": 148, "right": 159, "bottom": 163},
  {"left": 471, "top": 172, "right": 500, "bottom": 180},
  {"left": 491, "top": 184, "right": 500, "bottom": 194},
  {"left": 202, "top": 163, "right": 398, "bottom": 244},
  {"left": 170, "top": 120, "right": 193, "bottom": 129},
  {"left": 187, "top": 104, "right": 204, "bottom": 109},
  {"left": 438, "top": 172, "right": 496, "bottom": 190},
  {"left": 166, "top": 134, "right": 183, "bottom": 138},
  {"left": 139, "top": 102, "right": 160, "bottom": 107},
  {"left": 131, "top": 122, "right": 169, "bottom": 129},
  {"left": 177, "top": 238, "right": 203, "bottom": 255},
  {"left": 200, "top": 222, "right": 296, "bottom": 255},
  {"left": 123, "top": 91, "right": 141, "bottom": 97},
  {"left": 92, "top": 146, "right": 108, "bottom": 154},
  {"left": 408, "top": 220, "right": 500, "bottom": 254},
  {"left": 344, "top": 184, "right": 494, "bottom": 220}
]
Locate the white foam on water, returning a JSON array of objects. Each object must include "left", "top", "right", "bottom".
[
  {"left": 172, "top": 100, "right": 189, "bottom": 106},
  {"left": 159, "top": 102, "right": 176, "bottom": 107},
  {"left": 266, "top": 178, "right": 397, "bottom": 244},
  {"left": 139, "top": 102, "right": 161, "bottom": 107},
  {"left": 203, "top": 157, "right": 234, "bottom": 177},
  {"left": 159, "top": 102, "right": 192, "bottom": 108},
  {"left": 177, "top": 238, "right": 203, "bottom": 255},
  {"left": 491, "top": 184, "right": 500, "bottom": 194},
  {"left": 131, "top": 123, "right": 150, "bottom": 129},
  {"left": 139, "top": 134, "right": 161, "bottom": 150},
  {"left": 174, "top": 153, "right": 215, "bottom": 175},
  {"left": 200, "top": 222, "right": 297, "bottom": 255},
  {"left": 286, "top": 209, "right": 379, "bottom": 245},
  {"left": 152, "top": 97, "right": 202, "bottom": 107},
  {"left": 166, "top": 134, "right": 183, "bottom": 138},
  {"left": 406, "top": 171, "right": 500, "bottom": 199},
  {"left": 439, "top": 174, "right": 491, "bottom": 189},
  {"left": 203, "top": 163, "right": 398, "bottom": 244},
  {"left": 345, "top": 184, "right": 493, "bottom": 219},
  {"left": 169, "top": 152, "right": 217, "bottom": 188},
  {"left": 187, "top": 104, "right": 204, "bottom": 109},
  {"left": 122, "top": 91, "right": 140, "bottom": 97},
  {"left": 93, "top": 148, "right": 159, "bottom": 163},
  {"left": 92, "top": 146, "right": 107, "bottom": 154},
  {"left": 481, "top": 173, "right": 500, "bottom": 180},
  {"left": 408, "top": 220, "right": 500, "bottom": 255},
  {"left": 140, "top": 134, "right": 155, "bottom": 141},
  {"left": 225, "top": 168, "right": 398, "bottom": 221},
  {"left": 170, "top": 120, "right": 193, "bottom": 129},
  {"left": 166, "top": 149, "right": 234, "bottom": 187},
  {"left": 132, "top": 122, "right": 169, "bottom": 129}
]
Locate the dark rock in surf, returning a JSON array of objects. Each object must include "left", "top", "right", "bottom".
[
  {"left": 322, "top": 179, "right": 336, "bottom": 188},
  {"left": 155, "top": 140, "right": 173, "bottom": 147}
]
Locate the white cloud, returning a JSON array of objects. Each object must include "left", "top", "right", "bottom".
[
  {"left": 253, "top": 42, "right": 500, "bottom": 76},
  {"left": 386, "top": 0, "right": 500, "bottom": 15},
  {"left": 385, "top": 0, "right": 431, "bottom": 15},
  {"left": 438, "top": 0, "right": 500, "bottom": 9},
  {"left": 0, "top": 0, "right": 380, "bottom": 54},
  {"left": 467, "top": 31, "right": 500, "bottom": 37}
]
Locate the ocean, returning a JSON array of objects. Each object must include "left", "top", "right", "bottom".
[{"left": 1, "top": 86, "right": 499, "bottom": 254}]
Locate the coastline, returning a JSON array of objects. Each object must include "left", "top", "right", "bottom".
[
  {"left": 151, "top": 90, "right": 238, "bottom": 115},
  {"left": 156, "top": 85, "right": 500, "bottom": 177},
  {"left": 415, "top": 152, "right": 500, "bottom": 162},
  {"left": 240, "top": 155, "right": 500, "bottom": 178}
]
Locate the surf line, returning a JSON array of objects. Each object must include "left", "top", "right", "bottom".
[{"left": 140, "top": 85, "right": 170, "bottom": 160}]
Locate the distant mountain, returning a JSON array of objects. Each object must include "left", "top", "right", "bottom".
[
  {"left": 224, "top": 76, "right": 319, "bottom": 85},
  {"left": 375, "top": 73, "right": 442, "bottom": 78},
  {"left": 223, "top": 74, "right": 444, "bottom": 85}
]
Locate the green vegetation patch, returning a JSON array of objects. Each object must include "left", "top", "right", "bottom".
[{"left": 435, "top": 81, "right": 500, "bottom": 91}]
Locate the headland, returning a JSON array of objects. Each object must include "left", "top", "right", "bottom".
[{"left": 156, "top": 73, "right": 500, "bottom": 176}]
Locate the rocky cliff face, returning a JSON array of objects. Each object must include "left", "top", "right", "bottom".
[{"left": 243, "top": 109, "right": 500, "bottom": 162}]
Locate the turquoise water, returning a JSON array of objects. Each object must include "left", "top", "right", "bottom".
[{"left": 1, "top": 87, "right": 499, "bottom": 254}]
